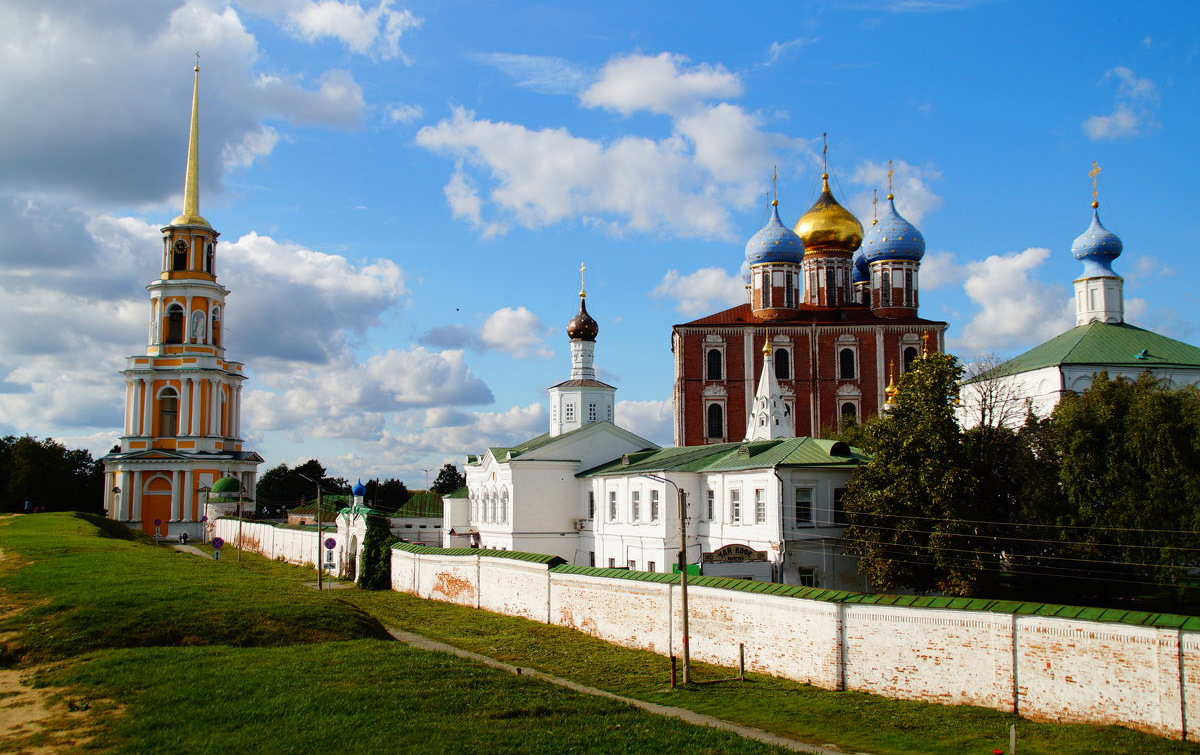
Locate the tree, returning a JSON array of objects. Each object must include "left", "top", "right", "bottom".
[
  {"left": 841, "top": 352, "right": 986, "bottom": 595},
  {"left": 356, "top": 513, "right": 396, "bottom": 590},
  {"left": 429, "top": 463, "right": 465, "bottom": 495},
  {"left": 0, "top": 435, "right": 104, "bottom": 514},
  {"left": 255, "top": 459, "right": 337, "bottom": 516},
  {"left": 364, "top": 478, "right": 410, "bottom": 513}
]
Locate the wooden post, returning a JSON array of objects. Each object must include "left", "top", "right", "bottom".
[
  {"left": 739, "top": 643, "right": 745, "bottom": 681},
  {"left": 670, "top": 656, "right": 677, "bottom": 688}
]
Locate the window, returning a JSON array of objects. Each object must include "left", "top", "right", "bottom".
[
  {"left": 608, "top": 491, "right": 617, "bottom": 521},
  {"left": 905, "top": 270, "right": 915, "bottom": 306},
  {"left": 785, "top": 272, "right": 795, "bottom": 307},
  {"left": 565, "top": 403, "right": 575, "bottom": 423},
  {"left": 608, "top": 558, "right": 616, "bottom": 568},
  {"left": 210, "top": 308, "right": 221, "bottom": 346},
  {"left": 165, "top": 304, "right": 184, "bottom": 344},
  {"left": 903, "top": 346, "right": 919, "bottom": 372},
  {"left": 833, "top": 488, "right": 848, "bottom": 526},
  {"left": 500, "top": 489, "right": 509, "bottom": 523},
  {"left": 647, "top": 561, "right": 656, "bottom": 572},
  {"left": 839, "top": 348, "right": 856, "bottom": 380},
  {"left": 588, "top": 403, "right": 596, "bottom": 421},
  {"left": 706, "top": 349, "right": 722, "bottom": 380},
  {"left": 628, "top": 560, "right": 636, "bottom": 570},
  {"left": 794, "top": 487, "right": 813, "bottom": 527},
  {"left": 589, "top": 552, "right": 595, "bottom": 567},
  {"left": 880, "top": 271, "right": 892, "bottom": 306},
  {"left": 825, "top": 268, "right": 836, "bottom": 305},
  {"left": 204, "top": 243, "right": 214, "bottom": 273},
  {"left": 797, "top": 568, "right": 817, "bottom": 588},
  {"left": 730, "top": 489, "right": 741, "bottom": 523},
  {"left": 159, "top": 388, "right": 179, "bottom": 436},
  {"left": 470, "top": 495, "right": 477, "bottom": 521},
  {"left": 774, "top": 348, "right": 790, "bottom": 379},
  {"left": 754, "top": 489, "right": 766, "bottom": 524},
  {"left": 588, "top": 491, "right": 595, "bottom": 520},
  {"left": 631, "top": 491, "right": 641, "bottom": 522},
  {"left": 172, "top": 239, "right": 188, "bottom": 271},
  {"left": 706, "top": 403, "right": 724, "bottom": 439},
  {"left": 840, "top": 402, "right": 858, "bottom": 428},
  {"left": 650, "top": 489, "right": 660, "bottom": 521},
  {"left": 706, "top": 489, "right": 715, "bottom": 520}
]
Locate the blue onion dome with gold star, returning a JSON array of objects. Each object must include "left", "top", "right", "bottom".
[
  {"left": 794, "top": 174, "right": 863, "bottom": 255},
  {"left": 852, "top": 251, "right": 870, "bottom": 285},
  {"left": 352, "top": 480, "right": 367, "bottom": 497},
  {"left": 861, "top": 194, "right": 925, "bottom": 262},
  {"left": 1071, "top": 201, "right": 1123, "bottom": 277},
  {"left": 566, "top": 294, "right": 599, "bottom": 342},
  {"left": 745, "top": 200, "right": 804, "bottom": 265}
]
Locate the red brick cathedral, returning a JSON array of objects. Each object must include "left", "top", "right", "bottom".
[{"left": 672, "top": 173, "right": 947, "bottom": 446}]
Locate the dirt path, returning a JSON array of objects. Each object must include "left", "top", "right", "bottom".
[{"left": 386, "top": 626, "right": 860, "bottom": 755}]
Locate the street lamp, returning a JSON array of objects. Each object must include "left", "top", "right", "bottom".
[
  {"left": 297, "top": 472, "right": 325, "bottom": 590},
  {"left": 639, "top": 473, "right": 691, "bottom": 685}
]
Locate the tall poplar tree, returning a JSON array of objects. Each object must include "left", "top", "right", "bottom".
[{"left": 841, "top": 352, "right": 985, "bottom": 595}]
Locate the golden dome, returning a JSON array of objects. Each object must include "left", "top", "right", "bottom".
[{"left": 793, "top": 174, "right": 863, "bottom": 255}]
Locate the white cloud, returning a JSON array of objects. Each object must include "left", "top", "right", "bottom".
[
  {"left": 580, "top": 52, "right": 742, "bottom": 117},
  {"left": 616, "top": 399, "right": 674, "bottom": 446},
  {"left": 386, "top": 102, "right": 424, "bottom": 124},
  {"left": 918, "top": 250, "right": 964, "bottom": 291},
  {"left": 765, "top": 37, "right": 821, "bottom": 65},
  {"left": 1083, "top": 67, "right": 1160, "bottom": 141},
  {"left": 849, "top": 160, "right": 943, "bottom": 225},
  {"left": 651, "top": 267, "right": 745, "bottom": 316},
  {"left": 480, "top": 307, "right": 554, "bottom": 359},
  {"left": 274, "top": 0, "right": 422, "bottom": 61},
  {"left": 954, "top": 247, "right": 1073, "bottom": 356},
  {"left": 473, "top": 53, "right": 589, "bottom": 95}
]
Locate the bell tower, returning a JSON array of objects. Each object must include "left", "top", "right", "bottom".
[{"left": 102, "top": 64, "right": 263, "bottom": 538}]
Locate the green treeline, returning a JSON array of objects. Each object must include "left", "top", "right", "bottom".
[
  {"left": 840, "top": 353, "right": 1200, "bottom": 610},
  {"left": 0, "top": 435, "right": 104, "bottom": 514}
]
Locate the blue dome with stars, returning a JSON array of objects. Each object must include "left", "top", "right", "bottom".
[
  {"left": 1071, "top": 204, "right": 1123, "bottom": 277},
  {"left": 862, "top": 195, "right": 925, "bottom": 263},
  {"left": 352, "top": 479, "right": 366, "bottom": 497},
  {"left": 852, "top": 251, "right": 870, "bottom": 284},
  {"left": 745, "top": 202, "right": 804, "bottom": 265}
]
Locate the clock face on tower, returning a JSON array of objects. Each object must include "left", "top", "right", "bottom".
[{"left": 172, "top": 239, "right": 188, "bottom": 271}]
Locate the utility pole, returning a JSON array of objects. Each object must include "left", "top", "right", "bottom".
[
  {"left": 639, "top": 473, "right": 690, "bottom": 684},
  {"left": 298, "top": 473, "right": 324, "bottom": 590}
]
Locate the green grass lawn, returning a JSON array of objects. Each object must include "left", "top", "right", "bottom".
[
  {"left": 3, "top": 513, "right": 1198, "bottom": 755},
  {"left": 0, "top": 514, "right": 786, "bottom": 754}
]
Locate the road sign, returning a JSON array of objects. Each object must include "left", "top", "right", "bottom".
[
  {"left": 212, "top": 537, "right": 224, "bottom": 549},
  {"left": 324, "top": 538, "right": 336, "bottom": 550},
  {"left": 154, "top": 518, "right": 162, "bottom": 526}
]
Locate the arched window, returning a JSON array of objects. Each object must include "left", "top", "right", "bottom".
[
  {"left": 500, "top": 489, "right": 509, "bottom": 523},
  {"left": 205, "top": 243, "right": 215, "bottom": 273},
  {"left": 211, "top": 307, "right": 222, "bottom": 347},
  {"left": 159, "top": 388, "right": 179, "bottom": 437},
  {"left": 706, "top": 403, "right": 724, "bottom": 439},
  {"left": 903, "top": 346, "right": 919, "bottom": 372},
  {"left": 774, "top": 347, "right": 790, "bottom": 379},
  {"left": 165, "top": 304, "right": 184, "bottom": 344},
  {"left": 784, "top": 272, "right": 795, "bottom": 307},
  {"left": 838, "top": 348, "right": 856, "bottom": 380},
  {"left": 825, "top": 268, "right": 837, "bottom": 305},
  {"left": 880, "top": 272, "right": 892, "bottom": 306},
  {"left": 172, "top": 239, "right": 188, "bottom": 271},
  {"left": 905, "top": 270, "right": 915, "bottom": 306},
  {"left": 706, "top": 349, "right": 722, "bottom": 380},
  {"left": 840, "top": 402, "right": 858, "bottom": 428}
]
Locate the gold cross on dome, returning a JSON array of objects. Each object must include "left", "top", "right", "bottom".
[
  {"left": 887, "top": 160, "right": 894, "bottom": 195},
  {"left": 822, "top": 132, "right": 828, "bottom": 174},
  {"left": 1089, "top": 161, "right": 1101, "bottom": 202},
  {"left": 579, "top": 262, "right": 587, "bottom": 298}
]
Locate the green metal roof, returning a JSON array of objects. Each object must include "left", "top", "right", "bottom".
[
  {"left": 973, "top": 321, "right": 1200, "bottom": 381},
  {"left": 579, "top": 437, "right": 866, "bottom": 477},
  {"left": 471, "top": 421, "right": 650, "bottom": 466},
  {"left": 390, "top": 541, "right": 566, "bottom": 566},
  {"left": 396, "top": 492, "right": 444, "bottom": 517}
]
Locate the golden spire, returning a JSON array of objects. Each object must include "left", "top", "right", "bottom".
[
  {"left": 822, "top": 132, "right": 828, "bottom": 175},
  {"left": 762, "top": 336, "right": 773, "bottom": 356},
  {"left": 922, "top": 330, "right": 931, "bottom": 356},
  {"left": 771, "top": 165, "right": 778, "bottom": 207},
  {"left": 886, "top": 159, "right": 895, "bottom": 201},
  {"left": 872, "top": 189, "right": 878, "bottom": 225},
  {"left": 172, "top": 57, "right": 210, "bottom": 227},
  {"left": 884, "top": 360, "right": 897, "bottom": 405},
  {"left": 579, "top": 261, "right": 587, "bottom": 298},
  {"left": 1089, "top": 160, "right": 1102, "bottom": 209}
]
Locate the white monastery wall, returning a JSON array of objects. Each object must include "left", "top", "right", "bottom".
[{"left": 228, "top": 523, "right": 1198, "bottom": 740}]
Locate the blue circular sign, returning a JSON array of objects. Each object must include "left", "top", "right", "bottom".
[
  {"left": 154, "top": 518, "right": 162, "bottom": 526},
  {"left": 201, "top": 515, "right": 208, "bottom": 522},
  {"left": 211, "top": 537, "right": 224, "bottom": 549},
  {"left": 324, "top": 538, "right": 336, "bottom": 550}
]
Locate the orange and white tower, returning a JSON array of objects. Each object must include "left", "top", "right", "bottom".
[{"left": 102, "top": 64, "right": 262, "bottom": 537}]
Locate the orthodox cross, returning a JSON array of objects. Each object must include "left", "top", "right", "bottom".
[
  {"left": 1089, "top": 161, "right": 1102, "bottom": 203},
  {"left": 579, "top": 262, "right": 587, "bottom": 298}
]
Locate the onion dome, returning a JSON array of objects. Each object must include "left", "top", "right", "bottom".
[
  {"left": 566, "top": 296, "right": 598, "bottom": 341},
  {"left": 1071, "top": 201, "right": 1123, "bottom": 277},
  {"left": 851, "top": 251, "right": 870, "bottom": 285},
  {"left": 352, "top": 480, "right": 366, "bottom": 497},
  {"left": 211, "top": 476, "right": 241, "bottom": 494},
  {"left": 861, "top": 194, "right": 925, "bottom": 263},
  {"left": 794, "top": 174, "right": 863, "bottom": 254},
  {"left": 745, "top": 201, "right": 804, "bottom": 265}
]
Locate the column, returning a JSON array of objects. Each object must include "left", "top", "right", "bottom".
[
  {"left": 179, "top": 378, "right": 191, "bottom": 436},
  {"left": 233, "top": 384, "right": 243, "bottom": 439},
  {"left": 182, "top": 469, "right": 193, "bottom": 521},
  {"left": 132, "top": 471, "right": 143, "bottom": 522},
  {"left": 141, "top": 377, "right": 154, "bottom": 437},
  {"left": 192, "top": 378, "right": 203, "bottom": 436},
  {"left": 171, "top": 470, "right": 182, "bottom": 521}
]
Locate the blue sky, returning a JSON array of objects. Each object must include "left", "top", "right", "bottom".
[{"left": 1, "top": 0, "right": 1197, "bottom": 488}]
